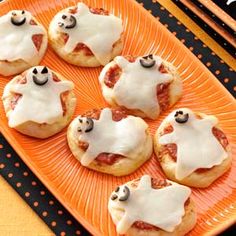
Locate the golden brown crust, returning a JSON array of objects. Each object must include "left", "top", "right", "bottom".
[
  {"left": 99, "top": 58, "right": 182, "bottom": 119},
  {"left": 48, "top": 8, "right": 123, "bottom": 67},
  {"left": 67, "top": 112, "right": 153, "bottom": 176},
  {"left": 0, "top": 16, "right": 48, "bottom": 76},
  {"left": 109, "top": 178, "right": 197, "bottom": 236},
  {"left": 154, "top": 112, "right": 232, "bottom": 188},
  {"left": 2, "top": 71, "right": 76, "bottom": 139}
]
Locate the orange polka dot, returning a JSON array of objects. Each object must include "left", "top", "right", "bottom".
[
  {"left": 206, "top": 62, "right": 211, "bottom": 67},
  {"left": 215, "top": 70, "right": 220, "bottom": 75},
  {"left": 156, "top": 16, "right": 160, "bottom": 20},
  {"left": 220, "top": 60, "right": 224, "bottom": 64},
  {"left": 164, "top": 24, "right": 168, "bottom": 28},
  {"left": 229, "top": 68, "right": 233, "bottom": 71},
  {"left": 169, "top": 14, "right": 173, "bottom": 18},
  {"left": 6, "top": 153, "right": 11, "bottom": 158},
  {"left": 203, "top": 44, "right": 207, "bottom": 48},
  {"left": 148, "top": 10, "right": 152, "bottom": 14},
  {"left": 197, "top": 54, "right": 202, "bottom": 59},
  {"left": 16, "top": 182, "right": 21, "bottom": 187},
  {"left": 180, "top": 39, "right": 185, "bottom": 43},
  {"left": 49, "top": 200, "right": 54, "bottom": 205},
  {"left": 160, "top": 6, "right": 165, "bottom": 10},
  {"left": 177, "top": 21, "right": 181, "bottom": 25},
  {"left": 25, "top": 192, "right": 30, "bottom": 197},
  {"left": 33, "top": 202, "right": 39, "bottom": 207},
  {"left": 8, "top": 173, "right": 13, "bottom": 178},
  {"left": 76, "top": 231, "right": 81, "bottom": 235},
  {"left": 186, "top": 28, "right": 190, "bottom": 32},
  {"left": 32, "top": 181, "right": 37, "bottom": 186},
  {"left": 224, "top": 78, "right": 229, "bottom": 83},
  {"left": 189, "top": 47, "right": 194, "bottom": 51},
  {"left": 67, "top": 220, "right": 72, "bottom": 225},
  {"left": 51, "top": 221, "right": 57, "bottom": 227},
  {"left": 233, "top": 86, "right": 236, "bottom": 91},
  {"left": 211, "top": 52, "right": 216, "bottom": 55},
  {"left": 40, "top": 191, "right": 46, "bottom": 196},
  {"left": 172, "top": 31, "right": 177, "bottom": 35},
  {"left": 42, "top": 211, "right": 48, "bottom": 217},
  {"left": 60, "top": 232, "right": 66, "bottom": 236},
  {"left": 194, "top": 36, "right": 198, "bottom": 40},
  {"left": 58, "top": 210, "right": 63, "bottom": 215},
  {"left": 14, "top": 162, "right": 20, "bottom": 167},
  {"left": 0, "top": 144, "right": 3, "bottom": 149},
  {"left": 23, "top": 172, "right": 28, "bottom": 176},
  {"left": 0, "top": 164, "right": 5, "bottom": 169}
]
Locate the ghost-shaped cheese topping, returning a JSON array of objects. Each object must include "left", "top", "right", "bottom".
[
  {"left": 74, "top": 108, "right": 148, "bottom": 166},
  {"left": 51, "top": 2, "right": 123, "bottom": 65},
  {"left": 0, "top": 10, "right": 45, "bottom": 64},
  {"left": 108, "top": 175, "right": 191, "bottom": 234},
  {"left": 8, "top": 66, "right": 74, "bottom": 127},
  {"left": 110, "top": 56, "right": 173, "bottom": 119},
  {"left": 159, "top": 108, "right": 228, "bottom": 180}
]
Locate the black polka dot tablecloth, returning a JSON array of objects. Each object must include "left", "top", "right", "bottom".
[{"left": 0, "top": 1, "right": 235, "bottom": 235}]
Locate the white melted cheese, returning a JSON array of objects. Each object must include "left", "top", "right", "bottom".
[
  {"left": 74, "top": 108, "right": 148, "bottom": 166},
  {"left": 51, "top": 2, "right": 123, "bottom": 65},
  {"left": 112, "top": 56, "right": 173, "bottom": 119},
  {"left": 109, "top": 175, "right": 191, "bottom": 234},
  {"left": 8, "top": 66, "right": 74, "bottom": 127},
  {"left": 159, "top": 108, "right": 228, "bottom": 180},
  {"left": 0, "top": 10, "right": 45, "bottom": 64}
]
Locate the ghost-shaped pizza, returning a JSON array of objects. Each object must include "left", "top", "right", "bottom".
[
  {"left": 2, "top": 66, "right": 76, "bottom": 138},
  {"left": 154, "top": 108, "right": 231, "bottom": 188},
  {"left": 67, "top": 108, "right": 152, "bottom": 176},
  {"left": 99, "top": 55, "right": 182, "bottom": 119},
  {"left": 48, "top": 2, "right": 123, "bottom": 67},
  {"left": 0, "top": 10, "right": 48, "bottom": 76},
  {"left": 108, "top": 175, "right": 196, "bottom": 235}
]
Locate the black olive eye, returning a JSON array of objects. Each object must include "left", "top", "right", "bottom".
[
  {"left": 32, "top": 68, "right": 38, "bottom": 74},
  {"left": 41, "top": 66, "right": 48, "bottom": 74},
  {"left": 115, "top": 186, "right": 120, "bottom": 192},
  {"left": 175, "top": 111, "right": 189, "bottom": 124},
  {"left": 58, "top": 22, "right": 64, "bottom": 27},
  {"left": 22, "top": 10, "right": 25, "bottom": 14},
  {"left": 79, "top": 119, "right": 83, "bottom": 123},
  {"left": 118, "top": 186, "right": 130, "bottom": 201},
  {"left": 111, "top": 194, "right": 118, "bottom": 201},
  {"left": 12, "top": 12, "right": 17, "bottom": 16},
  {"left": 140, "top": 54, "right": 156, "bottom": 68},
  {"left": 62, "top": 15, "right": 67, "bottom": 19},
  {"left": 78, "top": 128, "right": 82, "bottom": 132}
]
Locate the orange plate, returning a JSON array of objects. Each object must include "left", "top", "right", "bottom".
[{"left": 0, "top": 0, "right": 236, "bottom": 235}]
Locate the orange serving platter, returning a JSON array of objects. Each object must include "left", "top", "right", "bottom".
[{"left": 0, "top": 0, "right": 236, "bottom": 235}]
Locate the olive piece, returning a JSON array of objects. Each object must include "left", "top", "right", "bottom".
[
  {"left": 118, "top": 186, "right": 130, "bottom": 201},
  {"left": 33, "top": 75, "right": 48, "bottom": 86},
  {"left": 11, "top": 16, "right": 26, "bottom": 26},
  {"left": 85, "top": 118, "right": 94, "bottom": 133},
  {"left": 139, "top": 54, "right": 156, "bottom": 68},
  {"left": 174, "top": 111, "right": 189, "bottom": 124},
  {"left": 111, "top": 194, "right": 118, "bottom": 201},
  {"left": 65, "top": 15, "right": 77, "bottom": 29}
]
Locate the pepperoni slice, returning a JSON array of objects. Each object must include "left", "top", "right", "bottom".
[
  {"left": 132, "top": 178, "right": 189, "bottom": 231},
  {"left": 159, "top": 122, "right": 229, "bottom": 173},
  {"left": 32, "top": 34, "right": 43, "bottom": 52},
  {"left": 78, "top": 108, "right": 128, "bottom": 165}
]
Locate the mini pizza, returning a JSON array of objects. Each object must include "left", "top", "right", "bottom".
[
  {"left": 48, "top": 2, "right": 123, "bottom": 67},
  {"left": 108, "top": 175, "right": 196, "bottom": 236},
  {"left": 0, "top": 10, "right": 48, "bottom": 76},
  {"left": 67, "top": 108, "right": 152, "bottom": 176},
  {"left": 154, "top": 108, "right": 231, "bottom": 188},
  {"left": 2, "top": 66, "right": 76, "bottom": 138},
  {"left": 99, "top": 55, "right": 182, "bottom": 119}
]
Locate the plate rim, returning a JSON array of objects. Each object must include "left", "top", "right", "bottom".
[{"left": 0, "top": 0, "right": 236, "bottom": 235}]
